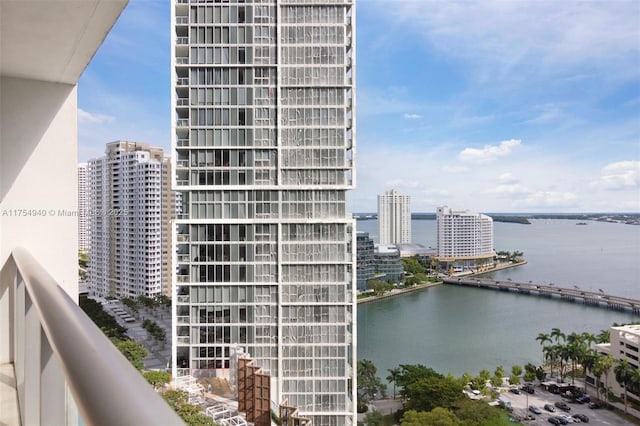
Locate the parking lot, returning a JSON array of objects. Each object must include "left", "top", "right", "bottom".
[{"left": 504, "top": 387, "right": 636, "bottom": 425}]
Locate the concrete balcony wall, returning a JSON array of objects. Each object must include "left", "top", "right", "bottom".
[{"left": 0, "top": 77, "right": 79, "bottom": 366}]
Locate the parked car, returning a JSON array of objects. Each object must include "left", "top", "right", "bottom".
[
  {"left": 555, "top": 401, "right": 571, "bottom": 411},
  {"left": 558, "top": 414, "right": 575, "bottom": 423},
  {"left": 553, "top": 416, "right": 569, "bottom": 425},
  {"left": 548, "top": 417, "right": 562, "bottom": 425},
  {"left": 575, "top": 395, "right": 590, "bottom": 404},
  {"left": 529, "top": 405, "right": 542, "bottom": 414},
  {"left": 509, "top": 388, "right": 521, "bottom": 394},
  {"left": 573, "top": 413, "right": 589, "bottom": 423},
  {"left": 588, "top": 402, "right": 601, "bottom": 409},
  {"left": 544, "top": 404, "right": 556, "bottom": 412},
  {"left": 521, "top": 384, "right": 535, "bottom": 394}
]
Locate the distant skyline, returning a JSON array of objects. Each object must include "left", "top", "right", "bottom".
[{"left": 78, "top": 0, "right": 640, "bottom": 213}]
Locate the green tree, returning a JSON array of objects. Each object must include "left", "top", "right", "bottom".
[
  {"left": 551, "top": 327, "right": 566, "bottom": 344},
  {"left": 111, "top": 338, "right": 148, "bottom": 370},
  {"left": 401, "top": 408, "right": 461, "bottom": 426},
  {"left": 523, "top": 363, "right": 537, "bottom": 382},
  {"left": 386, "top": 367, "right": 401, "bottom": 399},
  {"left": 536, "top": 332, "right": 551, "bottom": 364},
  {"left": 509, "top": 365, "right": 522, "bottom": 385},
  {"left": 401, "top": 257, "right": 426, "bottom": 275},
  {"left": 454, "top": 398, "right": 503, "bottom": 425},
  {"left": 79, "top": 295, "right": 127, "bottom": 339},
  {"left": 491, "top": 365, "right": 505, "bottom": 387},
  {"left": 357, "top": 360, "right": 386, "bottom": 403},
  {"left": 368, "top": 280, "right": 391, "bottom": 296},
  {"left": 161, "top": 390, "right": 219, "bottom": 426},
  {"left": 405, "top": 375, "right": 462, "bottom": 412},
  {"left": 596, "top": 329, "right": 610, "bottom": 343},
  {"left": 614, "top": 359, "right": 635, "bottom": 414},
  {"left": 396, "top": 364, "right": 443, "bottom": 398},
  {"left": 143, "top": 370, "right": 171, "bottom": 390},
  {"left": 363, "top": 410, "right": 385, "bottom": 426}
]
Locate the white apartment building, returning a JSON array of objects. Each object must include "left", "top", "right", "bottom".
[
  {"left": 171, "top": 1, "right": 357, "bottom": 424},
  {"left": 78, "top": 163, "right": 90, "bottom": 253},
  {"left": 590, "top": 324, "right": 640, "bottom": 400},
  {"left": 377, "top": 189, "right": 411, "bottom": 245},
  {"left": 88, "top": 141, "right": 169, "bottom": 299},
  {"left": 436, "top": 206, "right": 495, "bottom": 271}
]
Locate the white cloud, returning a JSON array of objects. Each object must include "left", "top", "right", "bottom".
[
  {"left": 78, "top": 108, "right": 115, "bottom": 124},
  {"left": 387, "top": 1, "right": 640, "bottom": 83},
  {"left": 486, "top": 184, "right": 530, "bottom": 198},
  {"left": 403, "top": 113, "right": 422, "bottom": 120},
  {"left": 592, "top": 161, "right": 640, "bottom": 190},
  {"left": 459, "top": 139, "right": 522, "bottom": 163},
  {"left": 498, "top": 173, "right": 519, "bottom": 184},
  {"left": 514, "top": 191, "right": 579, "bottom": 209},
  {"left": 441, "top": 165, "right": 469, "bottom": 174}
]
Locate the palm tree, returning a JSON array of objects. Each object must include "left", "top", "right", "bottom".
[
  {"left": 536, "top": 332, "right": 551, "bottom": 365},
  {"left": 596, "top": 329, "right": 610, "bottom": 344},
  {"left": 386, "top": 368, "right": 401, "bottom": 400},
  {"left": 614, "top": 359, "right": 635, "bottom": 414},
  {"left": 596, "top": 354, "right": 615, "bottom": 406},
  {"left": 580, "top": 349, "right": 599, "bottom": 394},
  {"left": 581, "top": 332, "right": 597, "bottom": 349},
  {"left": 544, "top": 345, "right": 559, "bottom": 379},
  {"left": 566, "top": 341, "right": 585, "bottom": 386},
  {"left": 551, "top": 327, "right": 566, "bottom": 344},
  {"left": 558, "top": 344, "right": 571, "bottom": 383}
]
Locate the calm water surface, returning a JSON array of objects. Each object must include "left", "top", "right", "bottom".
[{"left": 356, "top": 219, "right": 640, "bottom": 376}]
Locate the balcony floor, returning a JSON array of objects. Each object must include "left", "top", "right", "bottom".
[{"left": 0, "top": 363, "right": 20, "bottom": 426}]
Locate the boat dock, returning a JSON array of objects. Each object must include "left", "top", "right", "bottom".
[{"left": 443, "top": 277, "right": 640, "bottom": 315}]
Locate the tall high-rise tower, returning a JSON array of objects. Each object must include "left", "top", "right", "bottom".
[
  {"left": 78, "top": 163, "right": 90, "bottom": 253},
  {"left": 89, "top": 141, "right": 174, "bottom": 298},
  {"left": 377, "top": 189, "right": 411, "bottom": 245},
  {"left": 171, "top": 1, "right": 356, "bottom": 424}
]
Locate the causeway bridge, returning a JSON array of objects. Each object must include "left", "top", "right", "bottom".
[{"left": 443, "top": 277, "right": 640, "bottom": 315}]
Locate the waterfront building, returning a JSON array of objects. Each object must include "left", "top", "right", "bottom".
[
  {"left": 356, "top": 232, "right": 375, "bottom": 291},
  {"left": 589, "top": 324, "right": 640, "bottom": 401},
  {"left": 78, "top": 163, "right": 90, "bottom": 253},
  {"left": 89, "top": 141, "right": 174, "bottom": 298},
  {"left": 378, "top": 189, "right": 411, "bottom": 245},
  {"left": 436, "top": 206, "right": 495, "bottom": 273},
  {"left": 373, "top": 244, "right": 404, "bottom": 283},
  {"left": 171, "top": 1, "right": 357, "bottom": 425}
]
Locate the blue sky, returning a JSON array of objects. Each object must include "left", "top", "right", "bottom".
[{"left": 78, "top": 0, "right": 640, "bottom": 213}]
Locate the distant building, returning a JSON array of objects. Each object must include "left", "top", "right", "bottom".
[
  {"left": 436, "top": 206, "right": 495, "bottom": 273},
  {"left": 356, "top": 232, "right": 375, "bottom": 291},
  {"left": 378, "top": 189, "right": 411, "bottom": 245},
  {"left": 88, "top": 141, "right": 175, "bottom": 298},
  {"left": 374, "top": 245, "right": 404, "bottom": 283},
  {"left": 78, "top": 163, "right": 89, "bottom": 253},
  {"left": 588, "top": 324, "right": 639, "bottom": 401}
]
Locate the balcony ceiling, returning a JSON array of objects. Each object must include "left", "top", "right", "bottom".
[{"left": 0, "top": 0, "right": 128, "bottom": 85}]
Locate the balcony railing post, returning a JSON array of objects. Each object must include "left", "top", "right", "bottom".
[
  {"left": 24, "top": 290, "right": 41, "bottom": 425},
  {"left": 40, "top": 327, "right": 69, "bottom": 425},
  {"left": 14, "top": 272, "right": 26, "bottom": 420}
]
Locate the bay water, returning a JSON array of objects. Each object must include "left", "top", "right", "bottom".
[{"left": 356, "top": 219, "right": 640, "bottom": 377}]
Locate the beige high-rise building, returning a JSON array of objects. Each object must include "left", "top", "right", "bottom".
[
  {"left": 377, "top": 189, "right": 411, "bottom": 245},
  {"left": 78, "top": 163, "right": 90, "bottom": 253},
  {"left": 89, "top": 141, "right": 176, "bottom": 298},
  {"left": 171, "top": 1, "right": 357, "bottom": 424}
]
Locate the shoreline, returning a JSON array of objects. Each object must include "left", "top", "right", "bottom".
[
  {"left": 357, "top": 282, "right": 441, "bottom": 304},
  {"left": 357, "top": 261, "right": 528, "bottom": 305}
]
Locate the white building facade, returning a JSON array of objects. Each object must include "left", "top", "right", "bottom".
[
  {"left": 377, "top": 189, "right": 411, "bottom": 245},
  {"left": 78, "top": 163, "right": 90, "bottom": 253},
  {"left": 436, "top": 206, "right": 494, "bottom": 272},
  {"left": 88, "top": 141, "right": 167, "bottom": 299},
  {"left": 171, "top": 1, "right": 357, "bottom": 424}
]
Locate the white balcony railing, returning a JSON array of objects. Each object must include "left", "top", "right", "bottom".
[{"left": 0, "top": 248, "right": 182, "bottom": 426}]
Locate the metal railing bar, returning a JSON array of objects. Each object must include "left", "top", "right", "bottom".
[{"left": 11, "top": 247, "right": 183, "bottom": 426}]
